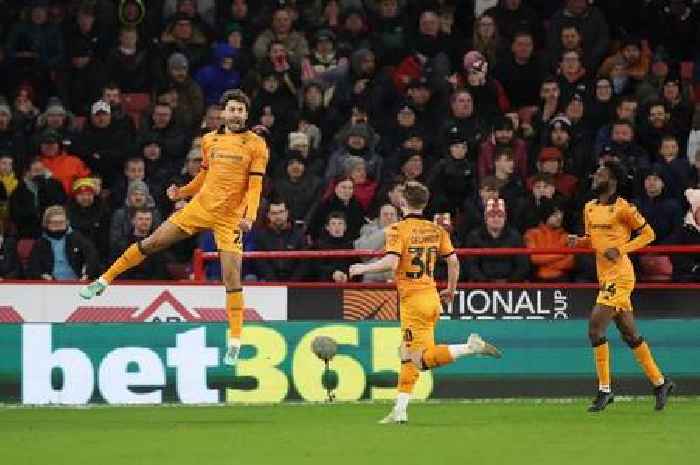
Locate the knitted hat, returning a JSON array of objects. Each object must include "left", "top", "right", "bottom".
[
  {"left": 346, "top": 123, "right": 371, "bottom": 141},
  {"left": 485, "top": 198, "right": 506, "bottom": 217},
  {"left": 168, "top": 52, "right": 189, "bottom": 70},
  {"left": 288, "top": 131, "right": 309, "bottom": 148},
  {"left": 538, "top": 147, "right": 563, "bottom": 162},
  {"left": 72, "top": 177, "right": 96, "bottom": 196}
]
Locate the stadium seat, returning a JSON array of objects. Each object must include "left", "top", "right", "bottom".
[
  {"left": 681, "top": 62, "right": 694, "bottom": 82},
  {"left": 122, "top": 93, "right": 151, "bottom": 129},
  {"left": 16, "top": 238, "right": 35, "bottom": 271}
]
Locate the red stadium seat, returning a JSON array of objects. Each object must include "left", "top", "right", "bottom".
[
  {"left": 16, "top": 238, "right": 35, "bottom": 270},
  {"left": 680, "top": 62, "right": 694, "bottom": 82},
  {"left": 122, "top": 93, "right": 151, "bottom": 129}
]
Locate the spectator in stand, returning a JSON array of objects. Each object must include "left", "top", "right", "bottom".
[
  {"left": 556, "top": 49, "right": 591, "bottom": 105},
  {"left": 638, "top": 101, "right": 680, "bottom": 159},
  {"left": 546, "top": 116, "right": 595, "bottom": 183},
  {"left": 438, "top": 89, "right": 486, "bottom": 154},
  {"left": 491, "top": 146, "right": 527, "bottom": 210},
  {"left": 27, "top": 205, "right": 99, "bottom": 281},
  {"left": 485, "top": 0, "right": 544, "bottom": 47},
  {"left": 139, "top": 103, "right": 191, "bottom": 162},
  {"left": 368, "top": 176, "right": 405, "bottom": 219},
  {"left": 306, "top": 177, "right": 366, "bottom": 242},
  {"left": 451, "top": 50, "right": 509, "bottom": 126},
  {"left": 392, "top": 148, "right": 426, "bottom": 184},
  {"left": 493, "top": 30, "right": 546, "bottom": 111},
  {"left": 103, "top": 26, "right": 155, "bottom": 94},
  {"left": 342, "top": 156, "right": 378, "bottom": 213},
  {"left": 635, "top": 166, "right": 683, "bottom": 245},
  {"left": 656, "top": 135, "right": 693, "bottom": 201},
  {"left": 587, "top": 77, "right": 615, "bottom": 133},
  {"left": 66, "top": 177, "right": 109, "bottom": 261},
  {"left": 670, "top": 189, "right": 700, "bottom": 281},
  {"left": 369, "top": 0, "right": 407, "bottom": 67},
  {"left": 312, "top": 211, "right": 354, "bottom": 283},
  {"left": 165, "top": 53, "right": 205, "bottom": 132},
  {"left": 253, "top": 6, "right": 309, "bottom": 66},
  {"left": 163, "top": 0, "right": 217, "bottom": 41},
  {"left": 9, "top": 157, "right": 66, "bottom": 238},
  {"left": 463, "top": 198, "right": 529, "bottom": 282},
  {"left": 101, "top": 83, "right": 136, "bottom": 135},
  {"left": 272, "top": 153, "right": 323, "bottom": 225},
  {"left": 325, "top": 123, "right": 382, "bottom": 182},
  {"left": 0, "top": 154, "right": 18, "bottom": 227},
  {"left": 527, "top": 147, "right": 578, "bottom": 199},
  {"left": 516, "top": 173, "right": 568, "bottom": 233},
  {"left": 547, "top": 0, "right": 609, "bottom": 70},
  {"left": 253, "top": 199, "right": 307, "bottom": 282},
  {"left": 661, "top": 73, "right": 694, "bottom": 138},
  {"left": 0, "top": 102, "right": 28, "bottom": 172},
  {"left": 598, "top": 36, "right": 650, "bottom": 86},
  {"left": 427, "top": 130, "right": 477, "bottom": 216},
  {"left": 110, "top": 180, "right": 162, "bottom": 251},
  {"left": 646, "top": 0, "right": 699, "bottom": 63},
  {"left": 471, "top": 14, "right": 503, "bottom": 66},
  {"left": 110, "top": 157, "right": 148, "bottom": 210},
  {"left": 158, "top": 12, "right": 209, "bottom": 73},
  {"left": 62, "top": 30, "right": 105, "bottom": 116},
  {"left": 37, "top": 129, "right": 91, "bottom": 196},
  {"left": 195, "top": 43, "right": 240, "bottom": 107},
  {"left": 353, "top": 203, "right": 399, "bottom": 283},
  {"left": 109, "top": 207, "right": 169, "bottom": 280},
  {"left": 336, "top": 6, "right": 372, "bottom": 54},
  {"left": 594, "top": 95, "right": 638, "bottom": 154},
  {"left": 0, "top": 222, "right": 20, "bottom": 279},
  {"left": 524, "top": 198, "right": 575, "bottom": 282},
  {"left": 478, "top": 114, "right": 528, "bottom": 183},
  {"left": 30, "top": 99, "right": 79, "bottom": 154},
  {"left": 74, "top": 100, "right": 133, "bottom": 189},
  {"left": 5, "top": 0, "right": 65, "bottom": 97}
]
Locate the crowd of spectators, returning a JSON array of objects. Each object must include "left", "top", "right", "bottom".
[{"left": 2, "top": 0, "right": 700, "bottom": 284}]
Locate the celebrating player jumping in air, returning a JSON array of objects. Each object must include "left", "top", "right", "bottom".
[
  {"left": 349, "top": 181, "right": 502, "bottom": 424},
  {"left": 568, "top": 162, "right": 674, "bottom": 412},
  {"left": 80, "top": 89, "right": 269, "bottom": 366}
]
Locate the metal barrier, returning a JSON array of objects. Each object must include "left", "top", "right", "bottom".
[{"left": 191, "top": 245, "right": 700, "bottom": 281}]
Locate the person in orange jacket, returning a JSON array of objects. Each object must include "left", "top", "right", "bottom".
[{"left": 524, "top": 197, "right": 575, "bottom": 281}]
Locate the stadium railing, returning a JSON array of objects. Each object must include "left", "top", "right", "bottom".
[{"left": 191, "top": 245, "right": 700, "bottom": 285}]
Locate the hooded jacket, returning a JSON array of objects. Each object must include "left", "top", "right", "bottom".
[{"left": 195, "top": 43, "right": 241, "bottom": 106}]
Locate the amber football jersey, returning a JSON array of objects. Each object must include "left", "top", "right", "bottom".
[
  {"left": 584, "top": 197, "right": 653, "bottom": 280},
  {"left": 195, "top": 129, "right": 269, "bottom": 218},
  {"left": 385, "top": 215, "right": 455, "bottom": 298}
]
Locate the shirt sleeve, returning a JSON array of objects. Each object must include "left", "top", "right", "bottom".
[
  {"left": 439, "top": 226, "right": 455, "bottom": 258},
  {"left": 621, "top": 202, "right": 647, "bottom": 231},
  {"left": 200, "top": 136, "right": 211, "bottom": 171},
  {"left": 249, "top": 139, "right": 269, "bottom": 176},
  {"left": 384, "top": 225, "right": 402, "bottom": 256}
]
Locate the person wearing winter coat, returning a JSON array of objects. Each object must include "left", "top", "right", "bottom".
[
  {"left": 311, "top": 211, "right": 355, "bottom": 283},
  {"left": 427, "top": 131, "right": 477, "bottom": 216},
  {"left": 462, "top": 198, "right": 530, "bottom": 282},
  {"left": 353, "top": 203, "right": 399, "bottom": 283},
  {"left": 524, "top": 198, "right": 575, "bottom": 281},
  {"left": 306, "top": 177, "right": 366, "bottom": 242},
  {"left": 27, "top": 205, "right": 100, "bottom": 280},
  {"left": 195, "top": 43, "right": 241, "bottom": 106}
]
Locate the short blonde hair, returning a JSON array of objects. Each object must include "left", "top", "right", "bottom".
[{"left": 42, "top": 205, "right": 67, "bottom": 227}]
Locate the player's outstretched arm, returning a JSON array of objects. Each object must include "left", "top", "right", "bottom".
[
  {"left": 619, "top": 222, "right": 655, "bottom": 255},
  {"left": 349, "top": 254, "right": 399, "bottom": 278},
  {"left": 174, "top": 169, "right": 207, "bottom": 199}
]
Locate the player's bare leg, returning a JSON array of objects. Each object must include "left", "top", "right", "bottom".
[
  {"left": 587, "top": 304, "right": 617, "bottom": 412},
  {"left": 614, "top": 311, "right": 674, "bottom": 410},
  {"left": 220, "top": 250, "right": 244, "bottom": 366},
  {"left": 79, "top": 221, "right": 191, "bottom": 299}
]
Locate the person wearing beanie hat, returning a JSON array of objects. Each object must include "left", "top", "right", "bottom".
[
  {"left": 427, "top": 127, "right": 476, "bottom": 215},
  {"left": 523, "top": 197, "right": 574, "bottom": 281},
  {"left": 568, "top": 161, "right": 673, "bottom": 412},
  {"left": 38, "top": 128, "right": 91, "bottom": 195},
  {"left": 272, "top": 148, "right": 323, "bottom": 223},
  {"left": 325, "top": 123, "right": 382, "bottom": 181},
  {"left": 526, "top": 146, "right": 578, "bottom": 198},
  {"left": 166, "top": 51, "right": 206, "bottom": 131},
  {"left": 67, "top": 175, "right": 110, "bottom": 257},
  {"left": 463, "top": 195, "right": 530, "bottom": 282},
  {"left": 634, "top": 164, "right": 682, "bottom": 246}
]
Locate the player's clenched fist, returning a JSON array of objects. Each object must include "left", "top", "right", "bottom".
[
  {"left": 239, "top": 218, "right": 253, "bottom": 233},
  {"left": 166, "top": 184, "right": 181, "bottom": 201}
]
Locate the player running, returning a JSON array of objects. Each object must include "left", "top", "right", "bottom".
[
  {"left": 349, "top": 181, "right": 501, "bottom": 424},
  {"left": 568, "top": 162, "right": 674, "bottom": 412},
  {"left": 79, "top": 90, "right": 268, "bottom": 366}
]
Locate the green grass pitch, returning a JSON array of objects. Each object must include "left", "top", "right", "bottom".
[{"left": 2, "top": 399, "right": 698, "bottom": 465}]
